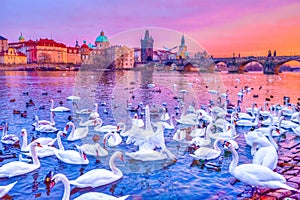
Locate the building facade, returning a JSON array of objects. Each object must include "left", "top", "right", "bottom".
[
  {"left": 140, "top": 30, "right": 154, "bottom": 62},
  {"left": 0, "top": 35, "right": 8, "bottom": 52},
  {"left": 0, "top": 47, "right": 27, "bottom": 64}
]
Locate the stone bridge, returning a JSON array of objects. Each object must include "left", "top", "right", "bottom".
[{"left": 163, "top": 55, "right": 300, "bottom": 74}]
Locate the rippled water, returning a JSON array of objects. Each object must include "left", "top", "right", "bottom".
[{"left": 0, "top": 70, "right": 299, "bottom": 199}]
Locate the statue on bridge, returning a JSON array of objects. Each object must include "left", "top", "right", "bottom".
[{"left": 268, "top": 50, "right": 272, "bottom": 57}]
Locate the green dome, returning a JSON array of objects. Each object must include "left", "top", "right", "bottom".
[
  {"left": 19, "top": 33, "right": 25, "bottom": 41},
  {"left": 95, "top": 30, "right": 109, "bottom": 43}
]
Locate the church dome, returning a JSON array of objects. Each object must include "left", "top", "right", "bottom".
[
  {"left": 19, "top": 33, "right": 25, "bottom": 42},
  {"left": 95, "top": 30, "right": 108, "bottom": 43}
]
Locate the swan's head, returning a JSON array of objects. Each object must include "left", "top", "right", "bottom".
[
  {"left": 250, "top": 126, "right": 255, "bottom": 131},
  {"left": 21, "top": 129, "right": 27, "bottom": 136},
  {"left": 50, "top": 173, "right": 66, "bottom": 189},
  {"left": 65, "top": 122, "right": 74, "bottom": 131},
  {"left": 275, "top": 128, "right": 280, "bottom": 135},
  {"left": 58, "top": 131, "right": 67, "bottom": 138}
]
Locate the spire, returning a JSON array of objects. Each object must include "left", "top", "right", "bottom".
[
  {"left": 181, "top": 34, "right": 185, "bottom": 46},
  {"left": 100, "top": 30, "right": 104, "bottom": 36},
  {"left": 75, "top": 39, "right": 79, "bottom": 47},
  {"left": 144, "top": 30, "right": 149, "bottom": 39}
]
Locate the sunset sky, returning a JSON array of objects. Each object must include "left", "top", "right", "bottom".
[{"left": 1, "top": 0, "right": 300, "bottom": 57}]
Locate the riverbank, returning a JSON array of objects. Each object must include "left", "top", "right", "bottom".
[{"left": 0, "top": 63, "right": 80, "bottom": 71}]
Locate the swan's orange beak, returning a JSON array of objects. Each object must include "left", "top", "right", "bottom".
[
  {"left": 276, "top": 129, "right": 280, "bottom": 135},
  {"left": 50, "top": 180, "right": 56, "bottom": 189},
  {"left": 120, "top": 154, "right": 124, "bottom": 162},
  {"left": 62, "top": 132, "right": 67, "bottom": 137},
  {"left": 21, "top": 131, "right": 24, "bottom": 136},
  {"left": 103, "top": 138, "right": 107, "bottom": 149},
  {"left": 37, "top": 142, "right": 43, "bottom": 148},
  {"left": 65, "top": 125, "right": 69, "bottom": 131}
]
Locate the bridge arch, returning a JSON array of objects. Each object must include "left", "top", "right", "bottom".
[
  {"left": 238, "top": 60, "right": 264, "bottom": 73},
  {"left": 273, "top": 59, "right": 300, "bottom": 74}
]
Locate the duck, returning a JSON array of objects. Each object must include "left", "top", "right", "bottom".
[
  {"left": 252, "top": 127, "right": 278, "bottom": 170},
  {"left": 189, "top": 138, "right": 223, "bottom": 160},
  {"left": 50, "top": 173, "right": 129, "bottom": 200},
  {"left": 78, "top": 143, "right": 108, "bottom": 157},
  {"left": 1, "top": 123, "right": 19, "bottom": 145},
  {"left": 65, "top": 121, "right": 88, "bottom": 141},
  {"left": 0, "top": 141, "right": 42, "bottom": 178},
  {"left": 54, "top": 144, "right": 89, "bottom": 165},
  {"left": 69, "top": 151, "right": 124, "bottom": 188},
  {"left": 0, "top": 181, "right": 17, "bottom": 198},
  {"left": 103, "top": 131, "right": 122, "bottom": 147},
  {"left": 50, "top": 99, "right": 70, "bottom": 112},
  {"left": 225, "top": 141, "right": 298, "bottom": 192},
  {"left": 89, "top": 103, "right": 100, "bottom": 119},
  {"left": 125, "top": 148, "right": 176, "bottom": 162},
  {"left": 21, "top": 129, "right": 57, "bottom": 151},
  {"left": 78, "top": 117, "right": 103, "bottom": 127}
]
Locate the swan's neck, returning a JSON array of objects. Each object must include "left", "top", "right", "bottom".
[
  {"left": 267, "top": 129, "right": 278, "bottom": 150},
  {"left": 50, "top": 112, "right": 54, "bottom": 124},
  {"left": 2, "top": 125, "right": 7, "bottom": 138},
  {"left": 59, "top": 175, "right": 70, "bottom": 200},
  {"left": 229, "top": 146, "right": 239, "bottom": 175},
  {"left": 50, "top": 100, "right": 54, "bottom": 110},
  {"left": 264, "top": 102, "right": 268, "bottom": 111},
  {"left": 268, "top": 115, "right": 274, "bottom": 127},
  {"left": 145, "top": 105, "right": 153, "bottom": 132},
  {"left": 253, "top": 110, "right": 260, "bottom": 125},
  {"left": 30, "top": 144, "right": 40, "bottom": 166},
  {"left": 213, "top": 138, "right": 221, "bottom": 152},
  {"left": 230, "top": 126, "right": 236, "bottom": 138},
  {"left": 69, "top": 123, "right": 75, "bottom": 137},
  {"left": 119, "top": 123, "right": 126, "bottom": 134},
  {"left": 109, "top": 154, "right": 122, "bottom": 176},
  {"left": 57, "top": 133, "right": 65, "bottom": 151},
  {"left": 21, "top": 132, "right": 28, "bottom": 151},
  {"left": 278, "top": 116, "right": 284, "bottom": 129}
]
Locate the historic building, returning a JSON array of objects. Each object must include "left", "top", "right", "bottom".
[
  {"left": 0, "top": 35, "right": 8, "bottom": 52},
  {"left": 7, "top": 33, "right": 80, "bottom": 65},
  {"left": 140, "top": 30, "right": 154, "bottom": 62},
  {"left": 0, "top": 47, "right": 27, "bottom": 64},
  {"left": 83, "top": 30, "right": 134, "bottom": 69},
  {"left": 176, "top": 34, "right": 188, "bottom": 59}
]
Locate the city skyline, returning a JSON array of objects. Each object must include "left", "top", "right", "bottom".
[{"left": 1, "top": 0, "right": 300, "bottom": 57}]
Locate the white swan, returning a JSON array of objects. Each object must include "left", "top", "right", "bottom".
[
  {"left": 94, "top": 122, "right": 126, "bottom": 133},
  {"left": 22, "top": 131, "right": 65, "bottom": 158},
  {"left": 188, "top": 125, "right": 212, "bottom": 147},
  {"left": 103, "top": 131, "right": 122, "bottom": 147},
  {"left": 189, "top": 124, "right": 205, "bottom": 138},
  {"left": 32, "top": 112, "right": 55, "bottom": 127},
  {"left": 160, "top": 107, "right": 170, "bottom": 121},
  {"left": 50, "top": 99, "right": 70, "bottom": 112},
  {"left": 0, "top": 181, "right": 17, "bottom": 198},
  {"left": 79, "top": 143, "right": 108, "bottom": 157},
  {"left": 236, "top": 108, "right": 260, "bottom": 127},
  {"left": 257, "top": 115, "right": 286, "bottom": 136},
  {"left": 172, "top": 129, "right": 186, "bottom": 141},
  {"left": 125, "top": 148, "right": 176, "bottom": 161},
  {"left": 21, "top": 129, "right": 57, "bottom": 152},
  {"left": 189, "top": 138, "right": 223, "bottom": 160},
  {"left": 252, "top": 128, "right": 278, "bottom": 170},
  {"left": 54, "top": 144, "right": 89, "bottom": 165},
  {"left": 225, "top": 141, "right": 298, "bottom": 192},
  {"left": 132, "top": 114, "right": 145, "bottom": 128},
  {"left": 73, "top": 102, "right": 94, "bottom": 115},
  {"left": 35, "top": 123, "right": 59, "bottom": 133},
  {"left": 78, "top": 117, "right": 103, "bottom": 127},
  {"left": 0, "top": 141, "right": 42, "bottom": 178},
  {"left": 237, "top": 103, "right": 256, "bottom": 120},
  {"left": 50, "top": 173, "right": 129, "bottom": 200},
  {"left": 152, "top": 115, "right": 175, "bottom": 130},
  {"left": 89, "top": 103, "right": 100, "bottom": 119},
  {"left": 1, "top": 123, "right": 19, "bottom": 145},
  {"left": 69, "top": 151, "right": 123, "bottom": 188},
  {"left": 65, "top": 121, "right": 88, "bottom": 141}
]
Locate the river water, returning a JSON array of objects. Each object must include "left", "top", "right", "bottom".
[{"left": 0, "top": 70, "right": 299, "bottom": 199}]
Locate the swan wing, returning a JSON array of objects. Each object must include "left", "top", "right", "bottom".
[
  {"left": 74, "top": 192, "right": 129, "bottom": 200},
  {"left": 235, "top": 164, "right": 285, "bottom": 184},
  {"left": 0, "top": 181, "right": 17, "bottom": 198},
  {"left": 0, "top": 161, "right": 38, "bottom": 178},
  {"left": 70, "top": 169, "right": 120, "bottom": 188}
]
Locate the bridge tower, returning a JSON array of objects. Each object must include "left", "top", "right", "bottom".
[{"left": 140, "top": 30, "right": 154, "bottom": 63}]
